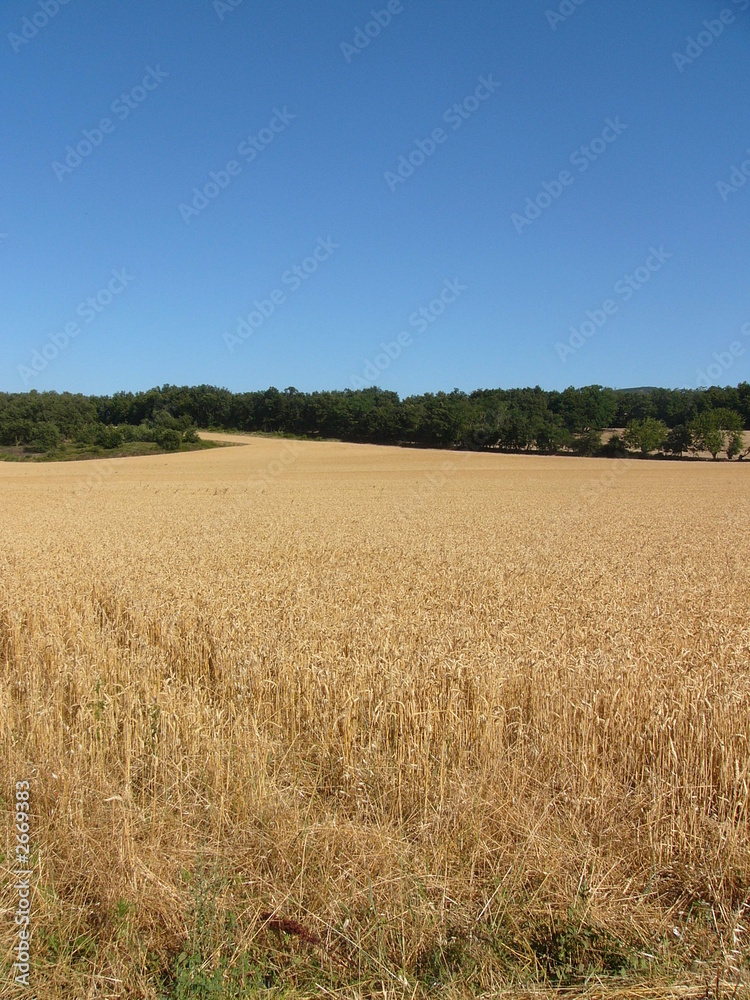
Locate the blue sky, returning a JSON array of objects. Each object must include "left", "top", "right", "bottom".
[{"left": 1, "top": 0, "right": 748, "bottom": 396}]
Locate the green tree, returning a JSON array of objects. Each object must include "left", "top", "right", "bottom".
[
  {"left": 536, "top": 418, "right": 573, "bottom": 454},
  {"left": 28, "top": 421, "right": 61, "bottom": 453},
  {"left": 601, "top": 432, "right": 628, "bottom": 458},
  {"left": 712, "top": 408, "right": 744, "bottom": 459},
  {"left": 726, "top": 431, "right": 744, "bottom": 460},
  {"left": 689, "top": 409, "right": 744, "bottom": 460},
  {"left": 664, "top": 424, "right": 692, "bottom": 456},
  {"left": 690, "top": 412, "right": 725, "bottom": 460},
  {"left": 571, "top": 429, "right": 602, "bottom": 456},
  {"left": 556, "top": 385, "right": 616, "bottom": 433},
  {"left": 623, "top": 417, "right": 668, "bottom": 455}
]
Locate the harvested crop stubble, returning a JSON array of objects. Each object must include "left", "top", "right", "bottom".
[{"left": 0, "top": 435, "right": 748, "bottom": 997}]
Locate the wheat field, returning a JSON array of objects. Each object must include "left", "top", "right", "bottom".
[{"left": 1, "top": 435, "right": 749, "bottom": 998}]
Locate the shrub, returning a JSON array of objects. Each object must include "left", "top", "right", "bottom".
[
  {"left": 571, "top": 429, "right": 602, "bottom": 456},
  {"left": 73, "top": 423, "right": 99, "bottom": 445},
  {"left": 155, "top": 428, "right": 182, "bottom": 451},
  {"left": 600, "top": 432, "right": 628, "bottom": 458},
  {"left": 95, "top": 426, "right": 124, "bottom": 449},
  {"left": 28, "top": 421, "right": 61, "bottom": 453}
]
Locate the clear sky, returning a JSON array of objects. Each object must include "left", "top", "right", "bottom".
[{"left": 1, "top": 0, "right": 748, "bottom": 397}]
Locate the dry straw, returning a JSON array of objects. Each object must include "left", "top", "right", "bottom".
[{"left": 1, "top": 435, "right": 748, "bottom": 997}]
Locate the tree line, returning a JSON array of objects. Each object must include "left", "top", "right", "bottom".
[{"left": 1, "top": 382, "right": 749, "bottom": 459}]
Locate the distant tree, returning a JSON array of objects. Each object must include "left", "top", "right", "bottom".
[
  {"left": 2, "top": 382, "right": 748, "bottom": 466},
  {"left": 737, "top": 381, "right": 750, "bottom": 427},
  {"left": 600, "top": 432, "right": 628, "bottom": 458},
  {"left": 689, "top": 412, "right": 724, "bottom": 460},
  {"left": 497, "top": 406, "right": 533, "bottom": 450},
  {"left": 536, "top": 418, "right": 573, "bottom": 454},
  {"left": 0, "top": 418, "right": 33, "bottom": 447},
  {"left": 664, "top": 424, "right": 692, "bottom": 456},
  {"left": 571, "top": 429, "right": 602, "bottom": 456},
  {"left": 710, "top": 408, "right": 744, "bottom": 459},
  {"left": 726, "top": 433, "right": 744, "bottom": 460},
  {"left": 153, "top": 408, "right": 182, "bottom": 430},
  {"left": 28, "top": 421, "right": 61, "bottom": 453},
  {"left": 613, "top": 388, "right": 657, "bottom": 426},
  {"left": 624, "top": 417, "right": 668, "bottom": 455},
  {"left": 689, "top": 408, "right": 743, "bottom": 459},
  {"left": 557, "top": 385, "right": 616, "bottom": 433}
]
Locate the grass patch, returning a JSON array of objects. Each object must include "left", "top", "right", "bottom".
[{"left": 0, "top": 439, "right": 225, "bottom": 462}]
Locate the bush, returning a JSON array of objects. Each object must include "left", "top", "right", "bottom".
[
  {"left": 120, "top": 423, "right": 154, "bottom": 443},
  {"left": 95, "top": 426, "right": 124, "bottom": 449},
  {"left": 600, "top": 433, "right": 628, "bottom": 458},
  {"left": 28, "top": 422, "right": 61, "bottom": 453},
  {"left": 155, "top": 428, "right": 182, "bottom": 451},
  {"left": 571, "top": 430, "right": 602, "bottom": 456},
  {"left": 72, "top": 423, "right": 99, "bottom": 445}
]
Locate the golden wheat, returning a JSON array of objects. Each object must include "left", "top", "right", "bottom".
[{"left": 1, "top": 435, "right": 748, "bottom": 997}]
